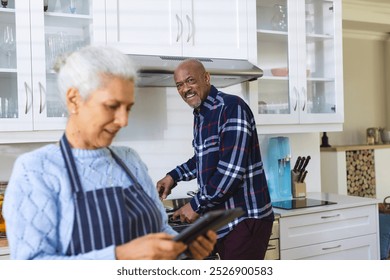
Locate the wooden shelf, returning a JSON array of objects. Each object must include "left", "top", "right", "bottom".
[{"left": 321, "top": 144, "right": 390, "bottom": 152}]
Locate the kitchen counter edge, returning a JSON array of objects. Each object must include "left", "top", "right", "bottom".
[{"left": 273, "top": 192, "right": 380, "bottom": 217}]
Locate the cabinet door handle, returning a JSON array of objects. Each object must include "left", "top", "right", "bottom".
[
  {"left": 176, "top": 14, "right": 183, "bottom": 42},
  {"left": 301, "top": 87, "right": 306, "bottom": 111},
  {"left": 186, "top": 14, "right": 194, "bottom": 42},
  {"left": 293, "top": 87, "right": 298, "bottom": 111},
  {"left": 24, "top": 82, "right": 32, "bottom": 114},
  {"left": 38, "top": 82, "right": 45, "bottom": 114},
  {"left": 321, "top": 214, "right": 340, "bottom": 219},
  {"left": 322, "top": 244, "right": 341, "bottom": 250}
]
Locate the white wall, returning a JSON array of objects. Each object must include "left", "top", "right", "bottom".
[
  {"left": 114, "top": 84, "right": 321, "bottom": 199},
  {"left": 325, "top": 32, "right": 388, "bottom": 146},
  {"left": 260, "top": 133, "right": 321, "bottom": 195},
  {"left": 0, "top": 143, "right": 47, "bottom": 181}
]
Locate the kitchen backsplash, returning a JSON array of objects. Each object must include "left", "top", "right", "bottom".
[
  {"left": 0, "top": 143, "right": 49, "bottom": 181},
  {"left": 0, "top": 85, "right": 321, "bottom": 198}
]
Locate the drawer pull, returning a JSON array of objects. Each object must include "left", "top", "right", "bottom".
[
  {"left": 322, "top": 244, "right": 341, "bottom": 251},
  {"left": 267, "top": 245, "right": 277, "bottom": 250},
  {"left": 320, "top": 214, "right": 340, "bottom": 219}
]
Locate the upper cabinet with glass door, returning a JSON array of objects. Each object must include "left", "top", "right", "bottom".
[
  {"left": 0, "top": 1, "right": 19, "bottom": 130},
  {"left": 250, "top": 0, "right": 343, "bottom": 133},
  {"left": 0, "top": 0, "right": 92, "bottom": 135}
]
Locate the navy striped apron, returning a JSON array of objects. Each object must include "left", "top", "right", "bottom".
[{"left": 59, "top": 135, "right": 163, "bottom": 256}]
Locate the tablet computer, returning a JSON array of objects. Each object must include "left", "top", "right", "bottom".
[{"left": 173, "top": 208, "right": 244, "bottom": 244}]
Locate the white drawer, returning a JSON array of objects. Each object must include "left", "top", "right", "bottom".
[
  {"left": 281, "top": 234, "right": 378, "bottom": 260},
  {"left": 280, "top": 205, "right": 377, "bottom": 249},
  {"left": 0, "top": 254, "right": 10, "bottom": 260}
]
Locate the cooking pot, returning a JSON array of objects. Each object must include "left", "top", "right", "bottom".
[{"left": 163, "top": 198, "right": 192, "bottom": 212}]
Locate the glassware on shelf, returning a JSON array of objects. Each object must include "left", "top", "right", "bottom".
[
  {"left": 271, "top": 4, "right": 287, "bottom": 32},
  {"left": 1, "top": 0, "right": 8, "bottom": 8},
  {"left": 0, "top": 96, "right": 17, "bottom": 118},
  {"left": 305, "top": 2, "right": 315, "bottom": 34},
  {"left": 44, "top": 0, "right": 49, "bottom": 12},
  {"left": 305, "top": 11, "right": 314, "bottom": 33},
  {"left": 1, "top": 25, "right": 16, "bottom": 68},
  {"left": 69, "top": 0, "right": 76, "bottom": 14},
  {"left": 46, "top": 32, "right": 85, "bottom": 71}
]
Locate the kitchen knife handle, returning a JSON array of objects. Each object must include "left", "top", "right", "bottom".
[
  {"left": 297, "top": 156, "right": 305, "bottom": 171},
  {"left": 300, "top": 170, "right": 308, "bottom": 182},
  {"left": 293, "top": 156, "right": 301, "bottom": 171},
  {"left": 301, "top": 156, "right": 311, "bottom": 172}
]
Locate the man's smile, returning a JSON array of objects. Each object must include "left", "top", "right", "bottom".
[{"left": 185, "top": 91, "right": 196, "bottom": 99}]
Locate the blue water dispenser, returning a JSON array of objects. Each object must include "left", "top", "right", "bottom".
[{"left": 266, "top": 136, "right": 292, "bottom": 201}]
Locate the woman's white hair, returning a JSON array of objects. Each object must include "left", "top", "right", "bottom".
[{"left": 54, "top": 45, "right": 136, "bottom": 103}]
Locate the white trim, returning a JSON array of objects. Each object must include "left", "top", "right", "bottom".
[
  {"left": 343, "top": 0, "right": 390, "bottom": 14},
  {"left": 0, "top": 131, "right": 62, "bottom": 144},
  {"left": 343, "top": 29, "right": 389, "bottom": 41},
  {"left": 343, "top": 0, "right": 390, "bottom": 25}
]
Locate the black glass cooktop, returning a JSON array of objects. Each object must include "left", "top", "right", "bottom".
[{"left": 272, "top": 198, "right": 336, "bottom": 210}]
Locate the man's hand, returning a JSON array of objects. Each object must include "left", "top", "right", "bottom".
[
  {"left": 156, "top": 175, "right": 175, "bottom": 199},
  {"left": 172, "top": 203, "right": 199, "bottom": 223},
  {"left": 115, "top": 233, "right": 187, "bottom": 260},
  {"left": 188, "top": 230, "right": 217, "bottom": 259}
]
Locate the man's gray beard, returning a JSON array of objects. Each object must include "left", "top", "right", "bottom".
[{"left": 189, "top": 100, "right": 202, "bottom": 109}]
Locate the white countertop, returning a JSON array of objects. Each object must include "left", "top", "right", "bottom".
[{"left": 273, "top": 192, "right": 380, "bottom": 217}]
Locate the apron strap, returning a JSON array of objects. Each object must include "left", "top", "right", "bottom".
[
  {"left": 60, "top": 134, "right": 83, "bottom": 193},
  {"left": 107, "top": 147, "right": 142, "bottom": 189}
]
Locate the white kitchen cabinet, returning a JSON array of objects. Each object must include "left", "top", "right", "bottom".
[
  {"left": 0, "top": 0, "right": 92, "bottom": 133},
  {"left": 248, "top": 0, "right": 344, "bottom": 133},
  {"left": 0, "top": 247, "right": 9, "bottom": 260},
  {"left": 98, "top": 0, "right": 249, "bottom": 59},
  {"left": 275, "top": 193, "right": 380, "bottom": 260},
  {"left": 281, "top": 234, "right": 378, "bottom": 260}
]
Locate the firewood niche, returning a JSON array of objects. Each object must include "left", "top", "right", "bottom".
[{"left": 346, "top": 149, "right": 376, "bottom": 198}]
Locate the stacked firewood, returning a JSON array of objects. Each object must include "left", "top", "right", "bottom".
[{"left": 346, "top": 149, "right": 376, "bottom": 198}]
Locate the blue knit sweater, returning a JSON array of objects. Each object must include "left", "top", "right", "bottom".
[{"left": 3, "top": 144, "right": 175, "bottom": 260}]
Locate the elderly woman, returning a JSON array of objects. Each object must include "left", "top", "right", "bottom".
[{"left": 2, "top": 46, "right": 216, "bottom": 260}]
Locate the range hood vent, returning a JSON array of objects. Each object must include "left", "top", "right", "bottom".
[{"left": 129, "top": 55, "right": 263, "bottom": 88}]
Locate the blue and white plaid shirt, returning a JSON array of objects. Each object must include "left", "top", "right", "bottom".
[{"left": 168, "top": 86, "right": 274, "bottom": 237}]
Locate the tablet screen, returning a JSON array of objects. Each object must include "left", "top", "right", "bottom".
[{"left": 173, "top": 208, "right": 244, "bottom": 244}]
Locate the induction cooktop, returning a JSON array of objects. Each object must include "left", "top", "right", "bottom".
[{"left": 272, "top": 198, "right": 336, "bottom": 210}]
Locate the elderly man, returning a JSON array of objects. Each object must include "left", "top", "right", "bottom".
[{"left": 157, "top": 59, "right": 274, "bottom": 260}]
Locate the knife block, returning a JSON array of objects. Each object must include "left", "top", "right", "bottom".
[
  {"left": 291, "top": 171, "right": 306, "bottom": 198},
  {"left": 292, "top": 182, "right": 306, "bottom": 198}
]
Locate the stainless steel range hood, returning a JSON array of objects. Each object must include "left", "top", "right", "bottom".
[{"left": 129, "top": 55, "right": 263, "bottom": 88}]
